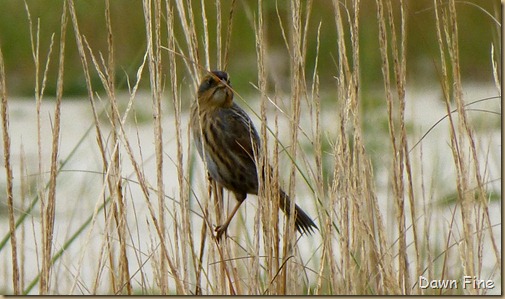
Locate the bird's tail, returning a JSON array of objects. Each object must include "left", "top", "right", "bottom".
[{"left": 278, "top": 189, "right": 317, "bottom": 235}]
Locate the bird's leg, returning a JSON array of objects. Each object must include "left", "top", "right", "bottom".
[
  {"left": 215, "top": 193, "right": 246, "bottom": 241},
  {"left": 215, "top": 201, "right": 243, "bottom": 240}
]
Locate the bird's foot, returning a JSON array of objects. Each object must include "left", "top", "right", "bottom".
[{"left": 215, "top": 225, "right": 228, "bottom": 241}]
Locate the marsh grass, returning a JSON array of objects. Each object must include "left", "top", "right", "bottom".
[{"left": 0, "top": 0, "right": 501, "bottom": 295}]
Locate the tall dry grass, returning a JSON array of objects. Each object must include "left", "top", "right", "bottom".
[
  {"left": 0, "top": 0, "right": 501, "bottom": 295},
  {"left": 0, "top": 26, "right": 19, "bottom": 296}
]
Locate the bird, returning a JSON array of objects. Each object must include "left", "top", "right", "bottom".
[{"left": 190, "top": 70, "right": 317, "bottom": 240}]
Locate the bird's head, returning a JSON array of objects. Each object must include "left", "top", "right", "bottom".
[{"left": 197, "top": 70, "right": 233, "bottom": 108}]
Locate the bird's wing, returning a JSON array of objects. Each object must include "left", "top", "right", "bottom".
[{"left": 221, "top": 104, "right": 261, "bottom": 162}]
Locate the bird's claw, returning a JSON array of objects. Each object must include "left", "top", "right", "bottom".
[{"left": 215, "top": 225, "right": 227, "bottom": 242}]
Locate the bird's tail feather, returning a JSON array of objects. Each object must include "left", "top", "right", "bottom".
[{"left": 278, "top": 189, "right": 317, "bottom": 235}]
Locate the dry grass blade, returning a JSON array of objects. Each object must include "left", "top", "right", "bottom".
[
  {"left": 0, "top": 36, "right": 21, "bottom": 295},
  {"left": 106, "top": 0, "right": 132, "bottom": 294},
  {"left": 255, "top": 0, "right": 273, "bottom": 294},
  {"left": 142, "top": 0, "right": 167, "bottom": 293},
  {"left": 67, "top": 0, "right": 108, "bottom": 172},
  {"left": 142, "top": 0, "right": 186, "bottom": 294},
  {"left": 376, "top": 0, "right": 415, "bottom": 293},
  {"left": 174, "top": 0, "right": 201, "bottom": 84},
  {"left": 431, "top": 0, "right": 499, "bottom": 294},
  {"left": 39, "top": 1, "right": 67, "bottom": 294}
]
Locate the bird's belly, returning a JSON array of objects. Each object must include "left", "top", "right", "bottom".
[
  {"left": 203, "top": 149, "right": 258, "bottom": 195},
  {"left": 194, "top": 138, "right": 224, "bottom": 184},
  {"left": 203, "top": 151, "right": 223, "bottom": 182},
  {"left": 194, "top": 130, "right": 258, "bottom": 195}
]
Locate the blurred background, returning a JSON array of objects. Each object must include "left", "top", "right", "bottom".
[{"left": 0, "top": 0, "right": 500, "bottom": 96}]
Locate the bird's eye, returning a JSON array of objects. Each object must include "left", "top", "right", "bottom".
[
  {"left": 204, "top": 78, "right": 213, "bottom": 88},
  {"left": 198, "top": 77, "right": 215, "bottom": 95},
  {"left": 203, "top": 77, "right": 215, "bottom": 90}
]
